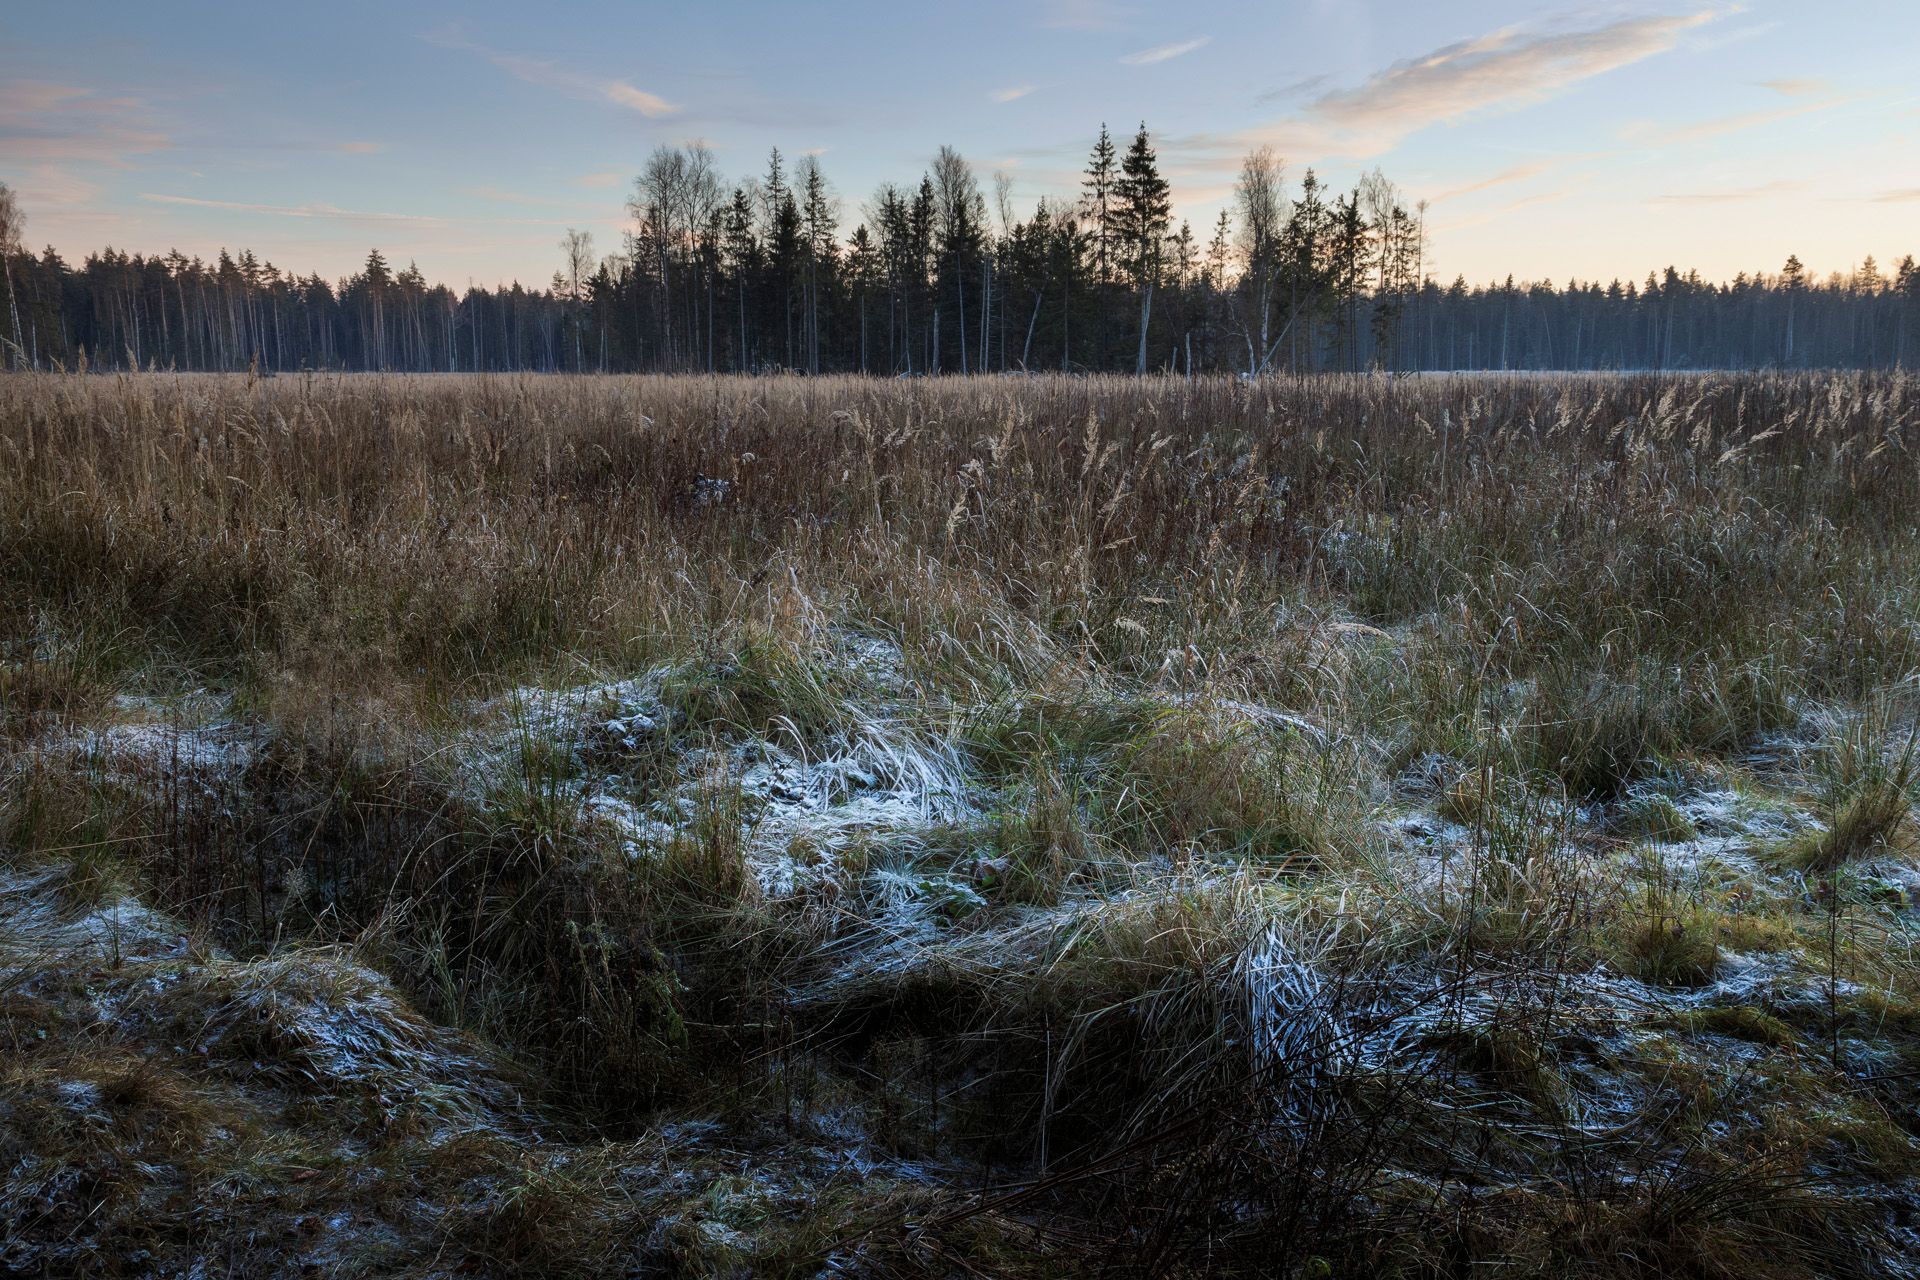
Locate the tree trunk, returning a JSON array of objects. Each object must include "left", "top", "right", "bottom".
[
  {"left": 955, "top": 263, "right": 966, "bottom": 375},
  {"left": 1135, "top": 280, "right": 1154, "bottom": 375},
  {"left": 1022, "top": 285, "right": 1045, "bottom": 371}
]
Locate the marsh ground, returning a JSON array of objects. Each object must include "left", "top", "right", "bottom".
[{"left": 3, "top": 370, "right": 1919, "bottom": 1277}]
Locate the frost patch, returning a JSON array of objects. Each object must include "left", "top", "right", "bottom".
[
  {"left": 462, "top": 654, "right": 986, "bottom": 900},
  {"left": 735, "top": 724, "right": 978, "bottom": 895},
  {"left": 76, "top": 719, "right": 257, "bottom": 786},
  {"left": 163, "top": 952, "right": 522, "bottom": 1131},
  {"left": 0, "top": 867, "right": 188, "bottom": 964}
]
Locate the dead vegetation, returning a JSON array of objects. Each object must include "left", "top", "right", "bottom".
[{"left": 2, "top": 369, "right": 1919, "bottom": 1276}]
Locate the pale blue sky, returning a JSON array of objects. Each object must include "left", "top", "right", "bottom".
[{"left": 3, "top": 1, "right": 1915, "bottom": 287}]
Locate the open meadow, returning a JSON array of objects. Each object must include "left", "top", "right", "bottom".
[{"left": 4, "top": 369, "right": 1920, "bottom": 1277}]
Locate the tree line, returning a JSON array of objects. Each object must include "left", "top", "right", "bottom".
[{"left": 3, "top": 131, "right": 1916, "bottom": 375}]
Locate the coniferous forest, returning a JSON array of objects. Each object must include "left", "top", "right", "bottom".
[{"left": 3, "top": 127, "right": 1916, "bottom": 376}]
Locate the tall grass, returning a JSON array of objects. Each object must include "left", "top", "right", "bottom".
[{"left": 3, "top": 369, "right": 1918, "bottom": 1276}]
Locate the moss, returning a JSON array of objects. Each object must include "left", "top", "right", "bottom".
[
  {"left": 1611, "top": 911, "right": 1721, "bottom": 987},
  {"left": 1713, "top": 910, "right": 1804, "bottom": 955},
  {"left": 1849, "top": 988, "right": 1920, "bottom": 1037},
  {"left": 1618, "top": 792, "right": 1698, "bottom": 843},
  {"left": 1433, "top": 1025, "right": 1569, "bottom": 1120},
  {"left": 1667, "top": 1004, "right": 1798, "bottom": 1050}
]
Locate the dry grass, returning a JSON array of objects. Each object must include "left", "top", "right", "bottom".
[{"left": 3, "top": 369, "right": 1919, "bottom": 1276}]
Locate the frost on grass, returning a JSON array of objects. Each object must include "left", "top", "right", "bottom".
[
  {"left": 73, "top": 702, "right": 257, "bottom": 785},
  {"left": 26, "top": 643, "right": 1920, "bottom": 1272},
  {"left": 0, "top": 866, "right": 187, "bottom": 965},
  {"left": 459, "top": 637, "right": 985, "bottom": 897},
  {"left": 156, "top": 951, "right": 526, "bottom": 1133},
  {"left": 0, "top": 850, "right": 913, "bottom": 1275},
  {"left": 0, "top": 864, "right": 523, "bottom": 1139}
]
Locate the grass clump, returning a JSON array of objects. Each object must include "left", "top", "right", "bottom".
[
  {"left": 1778, "top": 707, "right": 1918, "bottom": 871},
  {"left": 1667, "top": 1004, "right": 1799, "bottom": 1050},
  {"left": 1610, "top": 899, "right": 1722, "bottom": 988},
  {"left": 1619, "top": 790, "right": 1700, "bottom": 843}
]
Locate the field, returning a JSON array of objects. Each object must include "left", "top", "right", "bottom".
[{"left": 3, "top": 369, "right": 1920, "bottom": 1277}]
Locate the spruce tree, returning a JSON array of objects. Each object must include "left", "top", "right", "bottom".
[
  {"left": 1114, "top": 124, "right": 1170, "bottom": 372},
  {"left": 1082, "top": 124, "right": 1117, "bottom": 286}
]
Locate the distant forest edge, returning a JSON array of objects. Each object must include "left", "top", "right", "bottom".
[{"left": 3, "top": 128, "right": 1918, "bottom": 375}]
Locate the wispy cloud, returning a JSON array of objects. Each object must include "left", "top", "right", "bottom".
[
  {"left": 1204, "top": 10, "right": 1722, "bottom": 165},
  {"left": 139, "top": 192, "right": 444, "bottom": 225},
  {"left": 331, "top": 141, "right": 383, "bottom": 154},
  {"left": 1623, "top": 96, "right": 1841, "bottom": 147},
  {"left": 601, "top": 82, "right": 678, "bottom": 116},
  {"left": 1310, "top": 11, "right": 1717, "bottom": 148},
  {"left": 1256, "top": 74, "right": 1328, "bottom": 106},
  {"left": 576, "top": 171, "right": 623, "bottom": 188},
  {"left": 1761, "top": 77, "right": 1826, "bottom": 97},
  {"left": 10, "top": 164, "right": 101, "bottom": 208},
  {"left": 0, "top": 80, "right": 170, "bottom": 166},
  {"left": 1431, "top": 162, "right": 1551, "bottom": 204},
  {"left": 1120, "top": 36, "right": 1210, "bottom": 66},
  {"left": 460, "top": 185, "right": 582, "bottom": 208},
  {"left": 1870, "top": 187, "right": 1920, "bottom": 203},
  {"left": 1650, "top": 178, "right": 1809, "bottom": 204},
  {"left": 992, "top": 85, "right": 1036, "bottom": 103},
  {"left": 1429, "top": 185, "right": 1578, "bottom": 235},
  {"left": 425, "top": 29, "right": 679, "bottom": 118}
]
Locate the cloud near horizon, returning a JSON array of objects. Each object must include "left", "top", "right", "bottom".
[
  {"left": 1430, "top": 161, "right": 1552, "bottom": 204},
  {"left": 1651, "top": 179, "right": 1810, "bottom": 204},
  {"left": 1621, "top": 95, "right": 1842, "bottom": 148},
  {"left": 139, "top": 192, "right": 445, "bottom": 225}
]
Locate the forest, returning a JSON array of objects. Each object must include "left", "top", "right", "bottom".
[{"left": 3, "top": 127, "right": 1917, "bottom": 376}]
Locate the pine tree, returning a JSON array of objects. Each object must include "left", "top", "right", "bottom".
[
  {"left": 1782, "top": 254, "right": 1805, "bottom": 363},
  {"left": 361, "top": 248, "right": 391, "bottom": 369},
  {"left": 1328, "top": 193, "right": 1370, "bottom": 372},
  {"left": 1283, "top": 169, "right": 1329, "bottom": 372},
  {"left": 1896, "top": 255, "right": 1918, "bottom": 368},
  {"left": 931, "top": 148, "right": 982, "bottom": 373}
]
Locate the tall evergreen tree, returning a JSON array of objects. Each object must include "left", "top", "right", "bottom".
[
  {"left": 1113, "top": 124, "right": 1170, "bottom": 373},
  {"left": 1082, "top": 125, "right": 1118, "bottom": 286}
]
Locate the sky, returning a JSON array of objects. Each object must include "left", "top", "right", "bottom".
[{"left": 3, "top": 1, "right": 1916, "bottom": 290}]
